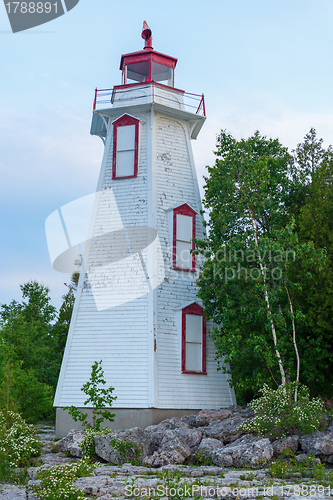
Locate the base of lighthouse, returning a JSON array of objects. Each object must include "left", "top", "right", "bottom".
[
  {"left": 56, "top": 395, "right": 237, "bottom": 437},
  {"left": 56, "top": 408, "right": 208, "bottom": 438}
]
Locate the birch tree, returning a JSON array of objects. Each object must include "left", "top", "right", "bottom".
[{"left": 196, "top": 131, "right": 325, "bottom": 403}]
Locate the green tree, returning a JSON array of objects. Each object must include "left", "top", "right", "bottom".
[
  {"left": 0, "top": 282, "right": 58, "bottom": 386},
  {"left": 0, "top": 281, "right": 59, "bottom": 421},
  {"left": 289, "top": 129, "right": 333, "bottom": 395},
  {"left": 196, "top": 130, "right": 325, "bottom": 403}
]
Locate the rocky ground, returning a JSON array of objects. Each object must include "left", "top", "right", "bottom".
[{"left": 1, "top": 407, "right": 333, "bottom": 499}]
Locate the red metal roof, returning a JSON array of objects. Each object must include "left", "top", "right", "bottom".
[{"left": 120, "top": 48, "right": 178, "bottom": 71}]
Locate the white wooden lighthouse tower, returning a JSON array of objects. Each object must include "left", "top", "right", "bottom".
[{"left": 54, "top": 23, "right": 235, "bottom": 436}]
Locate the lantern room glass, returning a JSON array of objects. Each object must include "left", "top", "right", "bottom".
[
  {"left": 151, "top": 62, "right": 173, "bottom": 85},
  {"left": 123, "top": 60, "right": 174, "bottom": 86},
  {"left": 125, "top": 61, "right": 150, "bottom": 83}
]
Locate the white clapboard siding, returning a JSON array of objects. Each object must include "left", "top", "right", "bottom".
[
  {"left": 154, "top": 115, "right": 232, "bottom": 408},
  {"left": 55, "top": 85, "right": 235, "bottom": 414},
  {"left": 55, "top": 113, "right": 151, "bottom": 409}
]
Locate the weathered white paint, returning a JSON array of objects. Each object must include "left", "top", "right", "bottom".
[
  {"left": 112, "top": 83, "right": 184, "bottom": 111},
  {"left": 54, "top": 83, "right": 234, "bottom": 416}
]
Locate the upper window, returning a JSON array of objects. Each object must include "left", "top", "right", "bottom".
[
  {"left": 173, "top": 204, "right": 196, "bottom": 271},
  {"left": 181, "top": 303, "right": 206, "bottom": 374},
  {"left": 112, "top": 114, "right": 139, "bottom": 179}
]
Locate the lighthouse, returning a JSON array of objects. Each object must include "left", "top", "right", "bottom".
[{"left": 53, "top": 23, "right": 236, "bottom": 437}]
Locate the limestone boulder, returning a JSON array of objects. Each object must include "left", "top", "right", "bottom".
[
  {"left": 94, "top": 427, "right": 153, "bottom": 464},
  {"left": 271, "top": 435, "right": 299, "bottom": 457},
  {"left": 173, "top": 426, "right": 203, "bottom": 449},
  {"left": 196, "top": 409, "right": 233, "bottom": 427},
  {"left": 145, "top": 420, "right": 191, "bottom": 449},
  {"left": 143, "top": 429, "right": 192, "bottom": 467},
  {"left": 74, "top": 475, "right": 114, "bottom": 496},
  {"left": 212, "top": 434, "right": 273, "bottom": 468},
  {"left": 203, "top": 416, "right": 247, "bottom": 443},
  {"left": 325, "top": 420, "right": 333, "bottom": 434},
  {"left": 300, "top": 431, "right": 333, "bottom": 457},
  {"left": 54, "top": 429, "right": 84, "bottom": 458},
  {"left": 0, "top": 485, "right": 27, "bottom": 500},
  {"left": 196, "top": 437, "right": 224, "bottom": 460},
  {"left": 179, "top": 413, "right": 198, "bottom": 428}
]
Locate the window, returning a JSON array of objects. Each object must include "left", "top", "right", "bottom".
[
  {"left": 173, "top": 204, "right": 196, "bottom": 271},
  {"left": 181, "top": 303, "right": 206, "bottom": 374},
  {"left": 112, "top": 114, "right": 139, "bottom": 179}
]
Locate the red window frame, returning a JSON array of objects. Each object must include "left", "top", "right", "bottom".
[
  {"left": 112, "top": 114, "right": 139, "bottom": 180},
  {"left": 181, "top": 303, "right": 206, "bottom": 375},
  {"left": 173, "top": 204, "right": 196, "bottom": 271}
]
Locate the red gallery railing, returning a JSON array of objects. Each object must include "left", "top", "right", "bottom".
[{"left": 93, "top": 86, "right": 206, "bottom": 117}]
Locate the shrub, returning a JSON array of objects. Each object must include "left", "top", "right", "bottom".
[
  {"left": 239, "top": 382, "right": 323, "bottom": 438},
  {"left": 30, "top": 458, "right": 99, "bottom": 500},
  {"left": 0, "top": 410, "right": 41, "bottom": 468}
]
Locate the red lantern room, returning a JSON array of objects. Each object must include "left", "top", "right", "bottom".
[{"left": 120, "top": 21, "right": 177, "bottom": 87}]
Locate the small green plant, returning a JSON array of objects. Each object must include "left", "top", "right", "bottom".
[
  {"left": 0, "top": 410, "right": 41, "bottom": 482},
  {"left": 268, "top": 455, "right": 333, "bottom": 485},
  {"left": 109, "top": 438, "right": 142, "bottom": 465},
  {"left": 313, "top": 461, "right": 327, "bottom": 482},
  {"left": 268, "top": 460, "right": 291, "bottom": 479},
  {"left": 239, "top": 473, "right": 254, "bottom": 481},
  {"left": 279, "top": 447, "right": 294, "bottom": 458},
  {"left": 195, "top": 450, "right": 214, "bottom": 466},
  {"left": 64, "top": 360, "right": 117, "bottom": 431},
  {"left": 239, "top": 382, "right": 324, "bottom": 438},
  {"left": 30, "top": 457, "right": 99, "bottom": 500}
]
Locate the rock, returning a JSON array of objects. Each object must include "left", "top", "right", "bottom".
[
  {"left": 34, "top": 423, "right": 55, "bottom": 455},
  {"left": 144, "top": 449, "right": 187, "bottom": 467},
  {"left": 145, "top": 417, "right": 190, "bottom": 433},
  {"left": 203, "top": 416, "right": 246, "bottom": 443},
  {"left": 145, "top": 421, "right": 192, "bottom": 450},
  {"left": 271, "top": 435, "right": 299, "bottom": 457},
  {"left": 212, "top": 434, "right": 273, "bottom": 468},
  {"left": 327, "top": 455, "right": 333, "bottom": 464},
  {"left": 295, "top": 454, "right": 321, "bottom": 465},
  {"left": 196, "top": 438, "right": 224, "bottom": 460},
  {"left": 145, "top": 428, "right": 170, "bottom": 449},
  {"left": 34, "top": 424, "right": 55, "bottom": 443},
  {"left": 0, "top": 485, "right": 27, "bottom": 499},
  {"left": 54, "top": 429, "right": 84, "bottom": 458},
  {"left": 173, "top": 427, "right": 202, "bottom": 449},
  {"left": 300, "top": 431, "right": 333, "bottom": 456},
  {"left": 196, "top": 409, "right": 233, "bottom": 426},
  {"left": 74, "top": 475, "right": 114, "bottom": 496},
  {"left": 53, "top": 436, "right": 67, "bottom": 452},
  {"left": 94, "top": 427, "right": 153, "bottom": 464},
  {"left": 144, "top": 429, "right": 192, "bottom": 466},
  {"left": 237, "top": 406, "right": 255, "bottom": 418},
  {"left": 40, "top": 451, "right": 77, "bottom": 466},
  {"left": 325, "top": 420, "right": 333, "bottom": 434},
  {"left": 27, "top": 489, "right": 39, "bottom": 500},
  {"left": 179, "top": 413, "right": 198, "bottom": 427}
]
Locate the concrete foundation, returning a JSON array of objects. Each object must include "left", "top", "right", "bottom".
[{"left": 56, "top": 407, "right": 200, "bottom": 438}]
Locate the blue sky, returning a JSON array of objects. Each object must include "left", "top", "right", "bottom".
[{"left": 1, "top": 0, "right": 333, "bottom": 310}]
